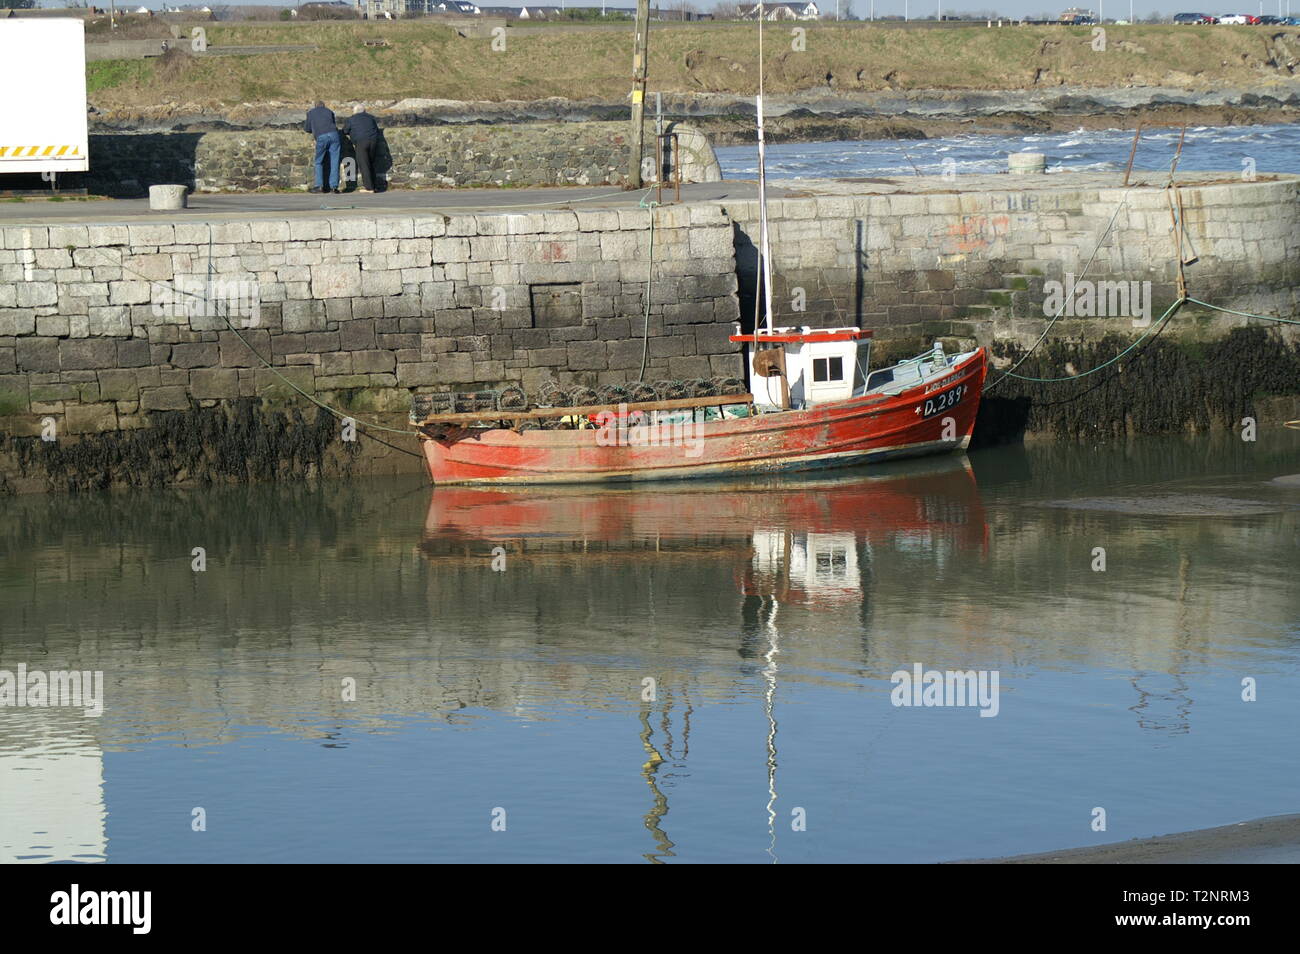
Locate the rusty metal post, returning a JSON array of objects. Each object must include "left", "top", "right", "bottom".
[
  {"left": 1122, "top": 121, "right": 1142, "bottom": 187},
  {"left": 673, "top": 132, "right": 681, "bottom": 203},
  {"left": 655, "top": 133, "right": 664, "bottom": 205}
]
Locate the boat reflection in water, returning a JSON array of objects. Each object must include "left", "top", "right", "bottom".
[{"left": 420, "top": 455, "right": 988, "bottom": 862}]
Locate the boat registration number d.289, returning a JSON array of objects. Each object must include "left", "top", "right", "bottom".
[{"left": 920, "top": 383, "right": 968, "bottom": 419}]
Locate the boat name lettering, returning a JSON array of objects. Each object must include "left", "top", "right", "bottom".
[{"left": 924, "top": 373, "right": 955, "bottom": 394}]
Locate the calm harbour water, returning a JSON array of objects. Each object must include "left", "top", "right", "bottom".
[{"left": 2, "top": 433, "right": 1298, "bottom": 863}]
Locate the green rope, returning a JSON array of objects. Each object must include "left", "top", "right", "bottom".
[
  {"left": 997, "top": 294, "right": 1300, "bottom": 385},
  {"left": 983, "top": 188, "right": 1134, "bottom": 393},
  {"left": 1184, "top": 297, "right": 1300, "bottom": 326},
  {"left": 637, "top": 188, "right": 660, "bottom": 382},
  {"left": 999, "top": 298, "right": 1184, "bottom": 383}
]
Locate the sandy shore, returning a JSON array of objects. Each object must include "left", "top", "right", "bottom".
[{"left": 955, "top": 814, "right": 1300, "bottom": 864}]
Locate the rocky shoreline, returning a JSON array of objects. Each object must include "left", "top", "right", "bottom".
[{"left": 89, "top": 84, "right": 1300, "bottom": 143}]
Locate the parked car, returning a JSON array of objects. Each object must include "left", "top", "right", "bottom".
[
  {"left": 1218, "top": 13, "right": 1250, "bottom": 23},
  {"left": 1257, "top": 14, "right": 1283, "bottom": 23},
  {"left": 1173, "top": 11, "right": 1204, "bottom": 21},
  {"left": 1284, "top": 16, "right": 1300, "bottom": 24}
]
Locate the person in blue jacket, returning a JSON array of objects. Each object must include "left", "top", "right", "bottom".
[{"left": 304, "top": 101, "right": 340, "bottom": 194}]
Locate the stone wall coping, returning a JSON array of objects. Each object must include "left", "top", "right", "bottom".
[{"left": 2, "top": 172, "right": 1292, "bottom": 233}]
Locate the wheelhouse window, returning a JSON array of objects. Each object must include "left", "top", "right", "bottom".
[
  {"left": 812, "top": 356, "right": 843, "bottom": 383},
  {"left": 815, "top": 547, "right": 849, "bottom": 580}
]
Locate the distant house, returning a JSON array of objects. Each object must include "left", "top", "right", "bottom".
[{"left": 741, "top": 2, "right": 819, "bottom": 19}]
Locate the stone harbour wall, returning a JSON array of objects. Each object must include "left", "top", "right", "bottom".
[
  {"left": 3, "top": 172, "right": 1299, "bottom": 492},
  {"left": 80, "top": 122, "right": 722, "bottom": 197},
  {"left": 0, "top": 204, "right": 742, "bottom": 439},
  {"left": 725, "top": 174, "right": 1300, "bottom": 356}
]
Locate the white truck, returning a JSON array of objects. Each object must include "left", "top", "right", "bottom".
[{"left": 0, "top": 18, "right": 89, "bottom": 178}]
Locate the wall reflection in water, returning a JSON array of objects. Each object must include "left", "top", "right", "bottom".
[{"left": 1, "top": 434, "right": 1296, "bottom": 862}]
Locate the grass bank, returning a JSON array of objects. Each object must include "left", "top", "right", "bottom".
[{"left": 85, "top": 21, "right": 1300, "bottom": 111}]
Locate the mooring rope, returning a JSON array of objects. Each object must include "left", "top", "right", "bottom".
[
  {"left": 996, "top": 298, "right": 1184, "bottom": 383},
  {"left": 982, "top": 187, "right": 1135, "bottom": 394},
  {"left": 201, "top": 229, "right": 423, "bottom": 442},
  {"left": 992, "top": 298, "right": 1300, "bottom": 386},
  {"left": 1182, "top": 298, "right": 1300, "bottom": 327},
  {"left": 637, "top": 190, "right": 660, "bottom": 382},
  {"left": 89, "top": 241, "right": 425, "bottom": 456}
]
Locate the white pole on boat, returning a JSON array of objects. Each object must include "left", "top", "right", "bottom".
[{"left": 755, "top": 8, "right": 775, "bottom": 334}]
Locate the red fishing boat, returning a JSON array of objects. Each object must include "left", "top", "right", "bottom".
[
  {"left": 413, "top": 330, "right": 986, "bottom": 485},
  {"left": 410, "top": 8, "right": 986, "bottom": 486}
]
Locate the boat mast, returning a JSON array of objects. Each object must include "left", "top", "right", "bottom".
[{"left": 755, "top": 5, "right": 775, "bottom": 335}]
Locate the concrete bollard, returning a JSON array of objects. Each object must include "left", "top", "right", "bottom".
[
  {"left": 1009, "top": 152, "right": 1046, "bottom": 175},
  {"left": 148, "top": 184, "right": 188, "bottom": 210}
]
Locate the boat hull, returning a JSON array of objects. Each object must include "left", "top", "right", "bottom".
[{"left": 418, "top": 348, "right": 987, "bottom": 485}]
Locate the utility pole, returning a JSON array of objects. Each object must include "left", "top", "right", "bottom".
[{"left": 629, "top": 0, "right": 650, "bottom": 188}]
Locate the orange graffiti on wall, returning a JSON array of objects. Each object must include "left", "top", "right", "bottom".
[
  {"left": 541, "top": 242, "right": 572, "bottom": 263},
  {"left": 945, "top": 215, "right": 1011, "bottom": 254}
]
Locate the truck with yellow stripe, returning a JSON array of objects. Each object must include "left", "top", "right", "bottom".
[{"left": 0, "top": 18, "right": 89, "bottom": 177}]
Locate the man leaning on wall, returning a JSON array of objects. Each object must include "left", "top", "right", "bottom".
[
  {"left": 304, "top": 100, "right": 341, "bottom": 194},
  {"left": 344, "top": 105, "right": 382, "bottom": 194}
]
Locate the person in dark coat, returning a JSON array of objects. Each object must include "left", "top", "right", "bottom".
[
  {"left": 304, "top": 100, "right": 340, "bottom": 194},
  {"left": 343, "top": 105, "right": 382, "bottom": 194}
]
